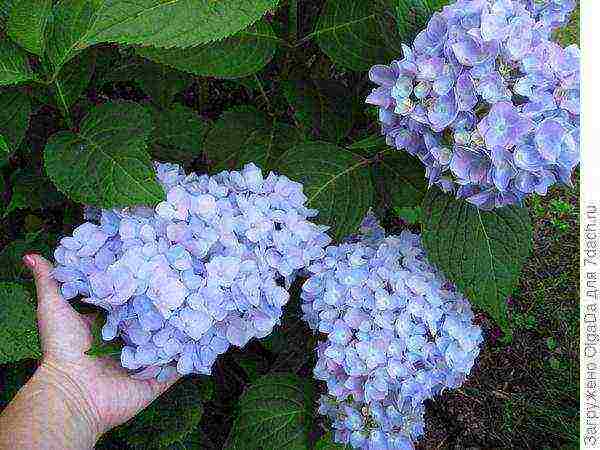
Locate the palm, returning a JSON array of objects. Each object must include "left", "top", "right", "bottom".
[{"left": 34, "top": 256, "right": 175, "bottom": 433}]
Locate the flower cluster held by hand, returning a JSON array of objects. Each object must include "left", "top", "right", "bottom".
[
  {"left": 366, "top": 0, "right": 579, "bottom": 210},
  {"left": 301, "top": 217, "right": 482, "bottom": 449},
  {"left": 52, "top": 162, "right": 331, "bottom": 381}
]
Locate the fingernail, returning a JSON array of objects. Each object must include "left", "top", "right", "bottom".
[{"left": 23, "top": 254, "right": 37, "bottom": 269}]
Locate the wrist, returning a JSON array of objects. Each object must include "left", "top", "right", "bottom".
[{"left": 33, "top": 360, "right": 104, "bottom": 446}]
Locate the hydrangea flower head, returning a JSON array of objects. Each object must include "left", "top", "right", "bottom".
[
  {"left": 366, "top": 0, "right": 579, "bottom": 209},
  {"left": 52, "top": 162, "right": 331, "bottom": 381},
  {"left": 302, "top": 215, "right": 482, "bottom": 449}
]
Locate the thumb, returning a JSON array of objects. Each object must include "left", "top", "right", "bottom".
[{"left": 23, "top": 254, "right": 83, "bottom": 350}]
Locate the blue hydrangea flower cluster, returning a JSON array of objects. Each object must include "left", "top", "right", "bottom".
[
  {"left": 366, "top": 0, "right": 579, "bottom": 210},
  {"left": 301, "top": 217, "right": 482, "bottom": 449},
  {"left": 52, "top": 162, "right": 331, "bottom": 381}
]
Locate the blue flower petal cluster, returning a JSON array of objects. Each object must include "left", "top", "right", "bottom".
[
  {"left": 366, "top": 0, "right": 579, "bottom": 210},
  {"left": 301, "top": 216, "right": 482, "bottom": 449},
  {"left": 52, "top": 162, "right": 331, "bottom": 380}
]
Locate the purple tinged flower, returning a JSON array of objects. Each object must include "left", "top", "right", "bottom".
[
  {"left": 451, "top": 31, "right": 496, "bottom": 66},
  {"left": 450, "top": 147, "right": 490, "bottom": 184},
  {"left": 455, "top": 73, "right": 478, "bottom": 112},
  {"left": 481, "top": 8, "right": 508, "bottom": 41},
  {"left": 369, "top": 65, "right": 397, "bottom": 87},
  {"left": 427, "top": 92, "right": 458, "bottom": 132},
  {"left": 476, "top": 72, "right": 510, "bottom": 103},
  {"left": 479, "top": 102, "right": 533, "bottom": 149},
  {"left": 506, "top": 16, "right": 534, "bottom": 59},
  {"left": 534, "top": 118, "right": 573, "bottom": 162}
]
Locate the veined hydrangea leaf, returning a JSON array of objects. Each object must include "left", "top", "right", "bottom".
[
  {"left": 375, "top": 150, "right": 427, "bottom": 209},
  {"left": 107, "top": 377, "right": 213, "bottom": 450},
  {"left": 421, "top": 189, "right": 533, "bottom": 331},
  {"left": 225, "top": 374, "right": 315, "bottom": 450},
  {"left": 0, "top": 283, "right": 41, "bottom": 364},
  {"left": 44, "top": 101, "right": 165, "bottom": 208},
  {"left": 7, "top": 0, "right": 52, "bottom": 55},
  {"left": 315, "top": 433, "right": 346, "bottom": 450},
  {"left": 46, "top": 0, "right": 98, "bottom": 72},
  {"left": 0, "top": 38, "right": 35, "bottom": 85},
  {"left": 277, "top": 142, "right": 375, "bottom": 240},
  {"left": 0, "top": 134, "right": 9, "bottom": 167},
  {"left": 204, "top": 106, "right": 304, "bottom": 173},
  {"left": 0, "top": 89, "right": 30, "bottom": 153},
  {"left": 347, "top": 133, "right": 386, "bottom": 154},
  {"left": 150, "top": 104, "right": 210, "bottom": 165},
  {"left": 136, "top": 19, "right": 280, "bottom": 79},
  {"left": 283, "top": 79, "right": 353, "bottom": 143},
  {"left": 4, "top": 169, "right": 63, "bottom": 218},
  {"left": 82, "top": 0, "right": 279, "bottom": 49},
  {"left": 310, "top": 0, "right": 402, "bottom": 71},
  {"left": 101, "top": 57, "right": 193, "bottom": 109},
  {"left": 51, "top": 49, "right": 96, "bottom": 115}
]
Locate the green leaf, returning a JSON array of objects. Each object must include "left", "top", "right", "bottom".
[
  {"left": 44, "top": 101, "right": 165, "bottom": 208},
  {"left": 83, "top": 0, "right": 280, "bottom": 49},
  {"left": 347, "top": 133, "right": 386, "bottom": 153},
  {"left": 0, "top": 88, "right": 31, "bottom": 152},
  {"left": 204, "top": 106, "right": 303, "bottom": 173},
  {"left": 261, "top": 290, "right": 316, "bottom": 373},
  {"left": 421, "top": 189, "right": 533, "bottom": 331},
  {"left": 394, "top": 205, "right": 422, "bottom": 224},
  {"left": 4, "top": 169, "right": 63, "bottom": 217},
  {"left": 0, "top": 37, "right": 35, "bottom": 85},
  {"left": 226, "top": 373, "right": 315, "bottom": 450},
  {"left": 0, "top": 134, "right": 9, "bottom": 166},
  {"left": 150, "top": 104, "right": 210, "bottom": 165},
  {"left": 283, "top": 79, "right": 353, "bottom": 143},
  {"left": 375, "top": 151, "right": 426, "bottom": 208},
  {"left": 51, "top": 49, "right": 96, "bottom": 115},
  {"left": 311, "top": 0, "right": 401, "bottom": 71},
  {"left": 0, "top": 0, "right": 13, "bottom": 24},
  {"left": 0, "top": 233, "right": 55, "bottom": 283},
  {"left": 315, "top": 433, "right": 346, "bottom": 450},
  {"left": 277, "top": 142, "right": 375, "bottom": 240},
  {"left": 0, "top": 360, "right": 36, "bottom": 410},
  {"left": 7, "top": 0, "right": 52, "bottom": 55},
  {"left": 0, "top": 282, "right": 41, "bottom": 364},
  {"left": 46, "top": 0, "right": 98, "bottom": 72},
  {"left": 137, "top": 19, "right": 280, "bottom": 79},
  {"left": 85, "top": 314, "right": 122, "bottom": 358},
  {"left": 111, "top": 377, "right": 212, "bottom": 450},
  {"left": 101, "top": 57, "right": 193, "bottom": 109}
]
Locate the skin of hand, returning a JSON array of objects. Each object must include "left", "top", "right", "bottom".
[{"left": 0, "top": 254, "right": 179, "bottom": 450}]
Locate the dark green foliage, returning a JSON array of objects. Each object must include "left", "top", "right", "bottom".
[
  {"left": 44, "top": 101, "right": 165, "bottom": 208},
  {"left": 137, "top": 19, "right": 281, "bottom": 80},
  {"left": 277, "top": 141, "right": 375, "bottom": 240},
  {"left": 225, "top": 373, "right": 315, "bottom": 450},
  {"left": 0, "top": 283, "right": 41, "bottom": 363},
  {"left": 204, "top": 106, "right": 303, "bottom": 172},
  {"left": 311, "top": 0, "right": 402, "bottom": 70},
  {"left": 99, "top": 377, "right": 215, "bottom": 450},
  {"left": 421, "top": 189, "right": 533, "bottom": 332}
]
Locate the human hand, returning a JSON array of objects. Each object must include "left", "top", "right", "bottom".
[{"left": 24, "top": 253, "right": 179, "bottom": 436}]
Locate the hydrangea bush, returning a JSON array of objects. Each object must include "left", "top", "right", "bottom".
[
  {"left": 0, "top": 0, "right": 578, "bottom": 448},
  {"left": 301, "top": 216, "right": 482, "bottom": 448},
  {"left": 52, "top": 162, "right": 330, "bottom": 379},
  {"left": 366, "top": 0, "right": 580, "bottom": 209}
]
